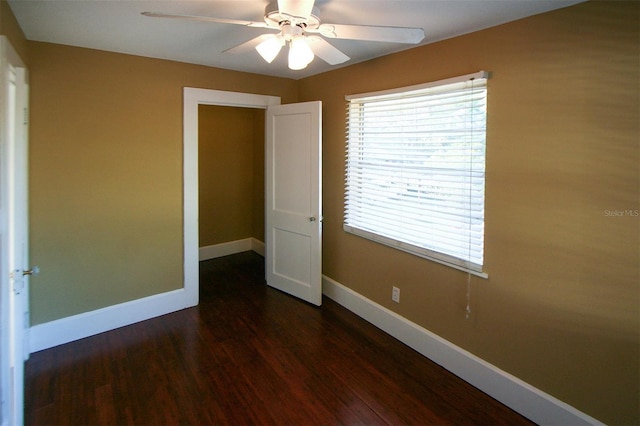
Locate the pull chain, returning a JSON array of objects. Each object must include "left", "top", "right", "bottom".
[{"left": 465, "top": 273, "right": 472, "bottom": 319}]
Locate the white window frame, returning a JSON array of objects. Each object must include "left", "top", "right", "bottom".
[{"left": 344, "top": 71, "right": 489, "bottom": 278}]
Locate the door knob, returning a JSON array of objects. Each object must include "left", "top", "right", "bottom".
[{"left": 309, "top": 217, "right": 316, "bottom": 222}]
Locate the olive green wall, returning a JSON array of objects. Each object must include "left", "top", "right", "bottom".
[
  {"left": 198, "top": 105, "right": 265, "bottom": 246},
  {"left": 252, "top": 111, "right": 266, "bottom": 241},
  {"left": 298, "top": 2, "right": 638, "bottom": 424},
  {"left": 28, "top": 41, "right": 297, "bottom": 325}
]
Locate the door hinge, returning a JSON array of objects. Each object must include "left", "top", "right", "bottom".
[
  {"left": 24, "top": 107, "right": 29, "bottom": 125},
  {"left": 9, "top": 266, "right": 38, "bottom": 294},
  {"left": 9, "top": 270, "right": 24, "bottom": 294}
]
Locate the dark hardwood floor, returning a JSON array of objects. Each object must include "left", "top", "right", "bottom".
[{"left": 25, "top": 251, "right": 534, "bottom": 425}]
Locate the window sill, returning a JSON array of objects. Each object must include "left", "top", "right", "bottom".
[{"left": 344, "top": 225, "right": 489, "bottom": 279}]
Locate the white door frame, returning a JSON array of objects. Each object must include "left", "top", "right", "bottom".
[
  {"left": 182, "top": 88, "right": 280, "bottom": 299},
  {"left": 0, "top": 35, "right": 28, "bottom": 426}
]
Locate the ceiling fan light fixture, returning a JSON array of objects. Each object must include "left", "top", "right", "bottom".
[
  {"left": 256, "top": 35, "right": 285, "bottom": 63},
  {"left": 288, "top": 36, "right": 314, "bottom": 70}
]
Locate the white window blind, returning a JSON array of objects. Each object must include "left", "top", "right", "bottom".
[{"left": 344, "top": 71, "right": 488, "bottom": 276}]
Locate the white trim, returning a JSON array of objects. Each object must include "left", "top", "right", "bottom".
[
  {"left": 199, "top": 238, "right": 265, "bottom": 261},
  {"left": 182, "top": 90, "right": 200, "bottom": 308},
  {"left": 29, "top": 288, "right": 190, "bottom": 353},
  {"left": 200, "top": 239, "right": 252, "bottom": 260},
  {"left": 251, "top": 238, "right": 265, "bottom": 257},
  {"left": 184, "top": 88, "right": 280, "bottom": 109},
  {"left": 321, "top": 275, "right": 603, "bottom": 426}
]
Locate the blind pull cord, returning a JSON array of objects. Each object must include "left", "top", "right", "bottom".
[{"left": 465, "top": 272, "right": 472, "bottom": 320}]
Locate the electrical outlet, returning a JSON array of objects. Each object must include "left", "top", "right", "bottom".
[{"left": 392, "top": 286, "right": 400, "bottom": 303}]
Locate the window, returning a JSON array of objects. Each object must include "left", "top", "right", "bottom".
[{"left": 344, "top": 71, "right": 488, "bottom": 276}]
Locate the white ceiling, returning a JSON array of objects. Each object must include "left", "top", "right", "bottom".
[{"left": 8, "top": 0, "right": 584, "bottom": 80}]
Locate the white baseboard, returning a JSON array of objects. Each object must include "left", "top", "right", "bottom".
[
  {"left": 30, "top": 287, "right": 194, "bottom": 353},
  {"left": 251, "top": 238, "right": 265, "bottom": 257},
  {"left": 199, "top": 238, "right": 264, "bottom": 261},
  {"left": 321, "top": 275, "right": 603, "bottom": 426}
]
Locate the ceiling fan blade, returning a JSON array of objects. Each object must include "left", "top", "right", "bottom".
[
  {"left": 277, "top": 0, "right": 315, "bottom": 20},
  {"left": 223, "top": 34, "right": 274, "bottom": 54},
  {"left": 306, "top": 36, "right": 349, "bottom": 65},
  {"left": 313, "top": 23, "right": 424, "bottom": 44},
  {"left": 141, "top": 11, "right": 270, "bottom": 28}
]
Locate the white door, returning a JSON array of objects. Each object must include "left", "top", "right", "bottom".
[
  {"left": 265, "top": 101, "right": 322, "bottom": 306},
  {"left": 0, "top": 36, "right": 29, "bottom": 426}
]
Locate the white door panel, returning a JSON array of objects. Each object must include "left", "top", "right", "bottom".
[
  {"left": 266, "top": 101, "right": 322, "bottom": 306},
  {"left": 272, "top": 113, "right": 311, "bottom": 215}
]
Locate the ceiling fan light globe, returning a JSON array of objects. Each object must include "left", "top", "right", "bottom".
[
  {"left": 288, "top": 37, "right": 314, "bottom": 70},
  {"left": 256, "top": 36, "right": 284, "bottom": 63}
]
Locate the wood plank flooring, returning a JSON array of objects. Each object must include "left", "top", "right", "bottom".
[{"left": 25, "top": 251, "right": 534, "bottom": 425}]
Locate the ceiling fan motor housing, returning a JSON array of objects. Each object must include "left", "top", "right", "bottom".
[
  {"left": 264, "top": 0, "right": 321, "bottom": 31},
  {"left": 281, "top": 23, "right": 304, "bottom": 41}
]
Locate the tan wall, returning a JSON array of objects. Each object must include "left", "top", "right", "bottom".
[
  {"left": 0, "top": 0, "right": 28, "bottom": 62},
  {"left": 28, "top": 41, "right": 297, "bottom": 325},
  {"left": 198, "top": 105, "right": 265, "bottom": 246},
  {"left": 252, "top": 111, "right": 266, "bottom": 240},
  {"left": 299, "top": 2, "right": 639, "bottom": 424}
]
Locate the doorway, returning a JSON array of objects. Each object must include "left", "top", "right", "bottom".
[
  {"left": 183, "top": 89, "right": 323, "bottom": 307},
  {"left": 198, "top": 105, "right": 265, "bottom": 258},
  {"left": 182, "top": 88, "right": 281, "bottom": 303}
]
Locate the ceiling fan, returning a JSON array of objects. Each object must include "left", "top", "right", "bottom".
[{"left": 142, "top": 0, "right": 425, "bottom": 70}]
